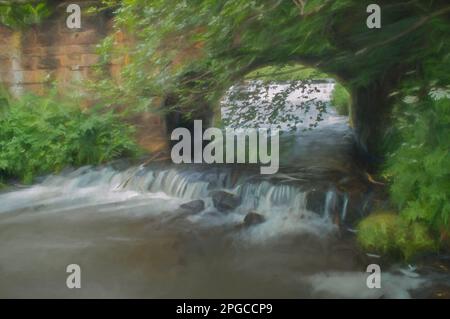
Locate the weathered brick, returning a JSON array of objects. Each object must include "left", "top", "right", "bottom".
[
  {"left": 0, "top": 71, "right": 12, "bottom": 83},
  {"left": 21, "top": 83, "right": 46, "bottom": 95},
  {"left": 20, "top": 56, "right": 37, "bottom": 70},
  {"left": 60, "top": 30, "right": 101, "bottom": 45},
  {"left": 36, "top": 29, "right": 58, "bottom": 46},
  {"left": 21, "top": 69, "right": 54, "bottom": 84},
  {"left": 21, "top": 30, "right": 39, "bottom": 47},
  {"left": 58, "top": 44, "right": 97, "bottom": 55},
  {"left": 81, "top": 53, "right": 99, "bottom": 66},
  {"left": 36, "top": 56, "right": 60, "bottom": 69},
  {"left": 58, "top": 53, "right": 81, "bottom": 67}
]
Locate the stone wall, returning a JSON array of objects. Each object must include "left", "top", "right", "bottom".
[{"left": 0, "top": 1, "right": 168, "bottom": 154}]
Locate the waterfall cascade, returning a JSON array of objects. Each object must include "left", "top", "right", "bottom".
[{"left": 0, "top": 163, "right": 354, "bottom": 241}]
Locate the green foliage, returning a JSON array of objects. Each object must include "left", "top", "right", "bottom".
[
  {"left": 382, "top": 33, "right": 450, "bottom": 243},
  {"left": 0, "top": 85, "right": 10, "bottom": 117},
  {"left": 0, "top": 1, "right": 51, "bottom": 29},
  {"left": 331, "top": 83, "right": 350, "bottom": 116},
  {"left": 91, "top": 0, "right": 450, "bottom": 130},
  {"left": 388, "top": 95, "right": 450, "bottom": 229},
  {"left": 0, "top": 91, "right": 141, "bottom": 184},
  {"left": 357, "top": 212, "right": 436, "bottom": 260}
]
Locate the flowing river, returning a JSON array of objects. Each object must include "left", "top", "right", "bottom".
[{"left": 0, "top": 82, "right": 449, "bottom": 298}]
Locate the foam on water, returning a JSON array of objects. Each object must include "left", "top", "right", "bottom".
[{"left": 305, "top": 271, "right": 427, "bottom": 299}]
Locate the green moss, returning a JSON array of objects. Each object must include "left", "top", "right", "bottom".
[
  {"left": 357, "top": 212, "right": 436, "bottom": 260},
  {"left": 357, "top": 212, "right": 398, "bottom": 256}
]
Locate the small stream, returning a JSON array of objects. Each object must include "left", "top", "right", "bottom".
[{"left": 0, "top": 82, "right": 449, "bottom": 298}]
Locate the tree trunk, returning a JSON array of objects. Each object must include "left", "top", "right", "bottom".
[{"left": 351, "top": 78, "right": 396, "bottom": 172}]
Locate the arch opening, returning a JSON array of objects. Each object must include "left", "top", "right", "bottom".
[{"left": 217, "top": 63, "right": 351, "bottom": 131}]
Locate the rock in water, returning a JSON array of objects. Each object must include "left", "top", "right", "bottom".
[
  {"left": 163, "top": 199, "right": 205, "bottom": 223},
  {"left": 243, "top": 212, "right": 265, "bottom": 227},
  {"left": 305, "top": 189, "right": 326, "bottom": 214},
  {"left": 210, "top": 191, "right": 241, "bottom": 212},
  {"left": 180, "top": 200, "right": 205, "bottom": 214}
]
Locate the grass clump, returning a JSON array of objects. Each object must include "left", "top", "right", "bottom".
[{"left": 357, "top": 211, "right": 436, "bottom": 261}]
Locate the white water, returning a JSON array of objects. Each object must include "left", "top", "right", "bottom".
[{"left": 0, "top": 165, "right": 335, "bottom": 234}]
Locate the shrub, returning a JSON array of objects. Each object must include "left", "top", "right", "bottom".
[
  {"left": 383, "top": 75, "right": 450, "bottom": 249},
  {"left": 0, "top": 91, "right": 141, "bottom": 183}
]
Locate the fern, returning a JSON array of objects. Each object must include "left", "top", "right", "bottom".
[{"left": 0, "top": 91, "right": 141, "bottom": 183}]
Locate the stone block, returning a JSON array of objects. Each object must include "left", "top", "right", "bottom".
[
  {"left": 21, "top": 69, "right": 54, "bottom": 84},
  {"left": 58, "top": 53, "right": 81, "bottom": 67},
  {"left": 59, "top": 44, "right": 97, "bottom": 55},
  {"left": 60, "top": 30, "right": 100, "bottom": 45},
  {"left": 36, "top": 56, "right": 60, "bottom": 69},
  {"left": 0, "top": 71, "right": 12, "bottom": 84},
  {"left": 80, "top": 53, "right": 99, "bottom": 66},
  {"left": 19, "top": 56, "right": 37, "bottom": 70}
]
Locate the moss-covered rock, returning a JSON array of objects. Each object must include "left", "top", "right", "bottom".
[{"left": 357, "top": 211, "right": 436, "bottom": 260}]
